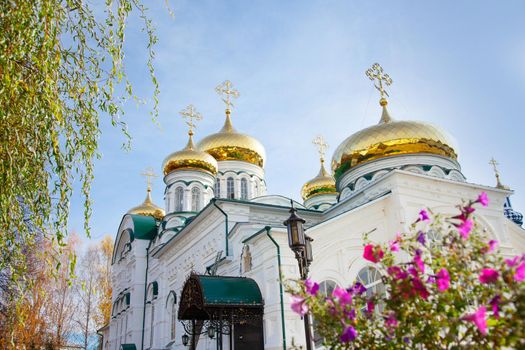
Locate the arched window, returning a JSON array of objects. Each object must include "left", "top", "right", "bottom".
[
  {"left": 241, "top": 178, "right": 248, "bottom": 200},
  {"left": 227, "top": 177, "right": 235, "bottom": 199},
  {"left": 191, "top": 187, "right": 201, "bottom": 212},
  {"left": 254, "top": 182, "right": 259, "bottom": 197},
  {"left": 357, "top": 266, "right": 386, "bottom": 314},
  {"left": 174, "top": 187, "right": 184, "bottom": 212},
  {"left": 314, "top": 280, "right": 338, "bottom": 348},
  {"left": 166, "top": 291, "right": 177, "bottom": 341},
  {"left": 215, "top": 179, "right": 221, "bottom": 198}
]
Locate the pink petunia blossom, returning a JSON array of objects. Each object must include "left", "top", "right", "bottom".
[
  {"left": 366, "top": 300, "right": 375, "bottom": 313},
  {"left": 477, "top": 192, "right": 489, "bottom": 207},
  {"left": 388, "top": 266, "right": 408, "bottom": 280},
  {"left": 479, "top": 268, "right": 499, "bottom": 284},
  {"left": 385, "top": 312, "right": 398, "bottom": 331},
  {"left": 515, "top": 261, "right": 525, "bottom": 282},
  {"left": 489, "top": 295, "right": 501, "bottom": 319},
  {"left": 418, "top": 209, "right": 430, "bottom": 222},
  {"left": 505, "top": 256, "right": 520, "bottom": 267},
  {"left": 457, "top": 219, "right": 474, "bottom": 239},
  {"left": 340, "top": 325, "right": 357, "bottom": 343},
  {"left": 332, "top": 286, "right": 352, "bottom": 306},
  {"left": 436, "top": 268, "right": 450, "bottom": 292},
  {"left": 463, "top": 306, "right": 488, "bottom": 335},
  {"left": 290, "top": 295, "right": 308, "bottom": 316},
  {"left": 412, "top": 277, "right": 429, "bottom": 300},
  {"left": 413, "top": 251, "right": 425, "bottom": 273},
  {"left": 363, "top": 244, "right": 384, "bottom": 263},
  {"left": 389, "top": 239, "right": 400, "bottom": 252},
  {"left": 487, "top": 240, "right": 498, "bottom": 253},
  {"left": 305, "top": 279, "right": 319, "bottom": 296}
]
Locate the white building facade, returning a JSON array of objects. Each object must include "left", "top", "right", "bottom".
[{"left": 102, "top": 78, "right": 525, "bottom": 350}]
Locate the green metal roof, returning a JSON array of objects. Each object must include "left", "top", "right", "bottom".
[
  {"left": 129, "top": 214, "right": 157, "bottom": 240},
  {"left": 120, "top": 344, "right": 136, "bottom": 350},
  {"left": 198, "top": 275, "right": 263, "bottom": 306}
]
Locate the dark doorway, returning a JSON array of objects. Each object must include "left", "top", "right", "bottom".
[{"left": 234, "top": 319, "right": 264, "bottom": 350}]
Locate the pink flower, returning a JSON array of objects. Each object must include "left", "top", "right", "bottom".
[
  {"left": 388, "top": 266, "right": 408, "bottom": 280},
  {"left": 463, "top": 306, "right": 488, "bottom": 335},
  {"left": 340, "top": 325, "right": 357, "bottom": 343},
  {"left": 389, "top": 239, "right": 400, "bottom": 252},
  {"left": 477, "top": 192, "right": 489, "bottom": 207},
  {"left": 489, "top": 295, "right": 501, "bottom": 319},
  {"left": 479, "top": 268, "right": 499, "bottom": 284},
  {"left": 332, "top": 286, "right": 352, "bottom": 306},
  {"left": 385, "top": 312, "right": 398, "bottom": 332},
  {"left": 457, "top": 219, "right": 474, "bottom": 239},
  {"left": 436, "top": 268, "right": 450, "bottom": 292},
  {"left": 290, "top": 295, "right": 308, "bottom": 316},
  {"left": 418, "top": 209, "right": 430, "bottom": 222},
  {"left": 505, "top": 256, "right": 520, "bottom": 267},
  {"left": 412, "top": 277, "right": 429, "bottom": 300},
  {"left": 363, "top": 244, "right": 384, "bottom": 263},
  {"left": 305, "top": 279, "right": 319, "bottom": 296},
  {"left": 515, "top": 261, "right": 525, "bottom": 282},
  {"left": 366, "top": 300, "right": 375, "bottom": 313},
  {"left": 487, "top": 240, "right": 498, "bottom": 253},
  {"left": 413, "top": 251, "right": 425, "bottom": 273}
]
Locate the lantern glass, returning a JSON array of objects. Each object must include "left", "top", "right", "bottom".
[
  {"left": 305, "top": 236, "right": 313, "bottom": 263},
  {"left": 182, "top": 334, "right": 189, "bottom": 346},
  {"left": 207, "top": 325, "right": 216, "bottom": 339}
]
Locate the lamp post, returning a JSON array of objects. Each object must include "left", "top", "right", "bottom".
[{"left": 284, "top": 200, "right": 314, "bottom": 350}]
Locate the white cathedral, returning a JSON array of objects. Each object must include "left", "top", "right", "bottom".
[{"left": 100, "top": 65, "right": 525, "bottom": 350}]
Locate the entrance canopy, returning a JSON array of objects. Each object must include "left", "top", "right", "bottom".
[{"left": 178, "top": 274, "right": 263, "bottom": 321}]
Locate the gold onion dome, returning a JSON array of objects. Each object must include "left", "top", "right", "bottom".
[
  {"left": 127, "top": 187, "right": 165, "bottom": 220},
  {"left": 301, "top": 161, "right": 337, "bottom": 201},
  {"left": 332, "top": 63, "right": 458, "bottom": 180},
  {"left": 197, "top": 110, "right": 266, "bottom": 167},
  {"left": 162, "top": 132, "right": 218, "bottom": 176}
]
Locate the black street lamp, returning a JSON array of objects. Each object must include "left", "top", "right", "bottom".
[
  {"left": 284, "top": 200, "right": 314, "bottom": 350},
  {"left": 181, "top": 334, "right": 189, "bottom": 346}
]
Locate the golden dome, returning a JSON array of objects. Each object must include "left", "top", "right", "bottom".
[
  {"left": 331, "top": 104, "right": 458, "bottom": 180},
  {"left": 197, "top": 110, "right": 266, "bottom": 167},
  {"left": 127, "top": 188, "right": 165, "bottom": 220},
  {"left": 301, "top": 161, "right": 337, "bottom": 201},
  {"left": 163, "top": 133, "right": 218, "bottom": 176}
]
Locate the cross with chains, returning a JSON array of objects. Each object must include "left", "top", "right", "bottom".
[
  {"left": 179, "top": 104, "right": 202, "bottom": 134},
  {"left": 366, "top": 63, "right": 393, "bottom": 100},
  {"left": 141, "top": 167, "right": 158, "bottom": 190},
  {"left": 215, "top": 80, "right": 240, "bottom": 110},
  {"left": 313, "top": 135, "right": 328, "bottom": 162}
]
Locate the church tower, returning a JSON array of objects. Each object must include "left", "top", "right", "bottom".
[
  {"left": 198, "top": 80, "right": 267, "bottom": 200},
  {"left": 331, "top": 63, "right": 466, "bottom": 202},
  {"left": 301, "top": 136, "right": 337, "bottom": 210},
  {"left": 162, "top": 105, "right": 218, "bottom": 231}
]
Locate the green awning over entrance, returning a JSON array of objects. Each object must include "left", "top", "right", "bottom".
[
  {"left": 120, "top": 344, "right": 136, "bottom": 350},
  {"left": 199, "top": 275, "right": 263, "bottom": 306},
  {"left": 178, "top": 274, "right": 264, "bottom": 320}
]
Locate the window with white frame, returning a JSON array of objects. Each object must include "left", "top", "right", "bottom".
[
  {"left": 227, "top": 177, "right": 235, "bottom": 199},
  {"left": 240, "top": 178, "right": 248, "bottom": 200},
  {"left": 215, "top": 179, "right": 221, "bottom": 197},
  {"left": 314, "top": 280, "right": 338, "bottom": 348},
  {"left": 174, "top": 187, "right": 184, "bottom": 212},
  {"left": 166, "top": 291, "right": 177, "bottom": 341},
  {"left": 191, "top": 187, "right": 201, "bottom": 211}
]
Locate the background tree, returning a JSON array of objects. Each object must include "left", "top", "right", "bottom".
[
  {"left": 0, "top": 0, "right": 159, "bottom": 290},
  {"left": 95, "top": 235, "right": 114, "bottom": 328}
]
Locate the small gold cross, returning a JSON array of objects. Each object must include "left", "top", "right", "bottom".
[
  {"left": 179, "top": 104, "right": 202, "bottom": 135},
  {"left": 313, "top": 135, "right": 328, "bottom": 163},
  {"left": 366, "top": 63, "right": 393, "bottom": 103},
  {"left": 215, "top": 80, "right": 240, "bottom": 111},
  {"left": 141, "top": 167, "right": 158, "bottom": 191}
]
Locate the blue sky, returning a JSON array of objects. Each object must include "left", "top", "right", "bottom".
[{"left": 69, "top": 1, "right": 525, "bottom": 241}]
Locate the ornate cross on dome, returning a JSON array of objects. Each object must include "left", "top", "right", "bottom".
[
  {"left": 489, "top": 157, "right": 507, "bottom": 189},
  {"left": 180, "top": 104, "right": 202, "bottom": 135},
  {"left": 141, "top": 167, "right": 158, "bottom": 191},
  {"left": 366, "top": 63, "right": 393, "bottom": 105},
  {"left": 313, "top": 135, "right": 328, "bottom": 163},
  {"left": 215, "top": 80, "right": 240, "bottom": 111}
]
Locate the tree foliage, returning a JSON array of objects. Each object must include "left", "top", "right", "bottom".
[
  {"left": 0, "top": 0, "right": 158, "bottom": 286},
  {"left": 287, "top": 193, "right": 525, "bottom": 349}
]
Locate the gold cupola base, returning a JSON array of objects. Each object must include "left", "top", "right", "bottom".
[
  {"left": 163, "top": 132, "right": 218, "bottom": 176},
  {"left": 127, "top": 187, "right": 165, "bottom": 220}
]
